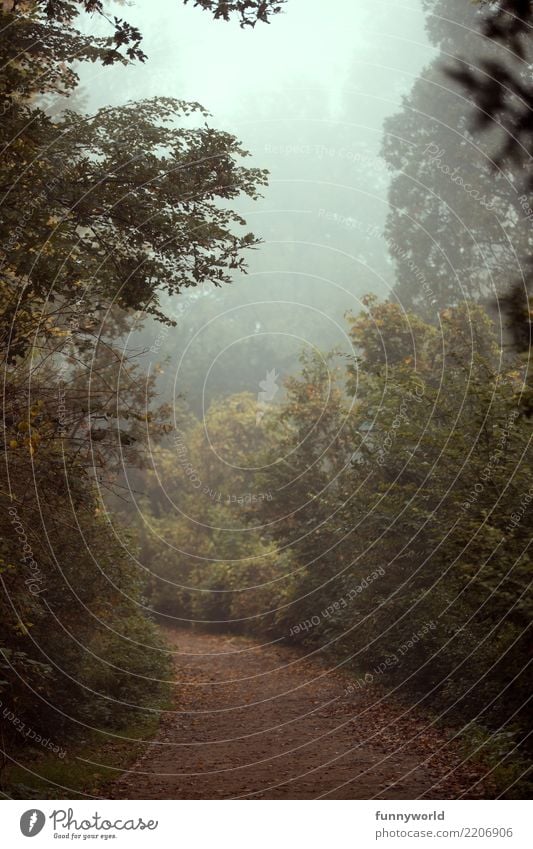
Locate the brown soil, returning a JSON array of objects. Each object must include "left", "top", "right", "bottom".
[{"left": 111, "top": 627, "right": 491, "bottom": 800}]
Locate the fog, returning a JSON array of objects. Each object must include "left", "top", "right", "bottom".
[{"left": 77, "top": 1, "right": 436, "bottom": 412}]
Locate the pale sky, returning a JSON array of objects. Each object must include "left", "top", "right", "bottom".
[{"left": 81, "top": 0, "right": 435, "bottom": 136}]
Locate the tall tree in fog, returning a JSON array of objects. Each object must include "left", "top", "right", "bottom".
[{"left": 381, "top": 0, "right": 533, "bottom": 315}]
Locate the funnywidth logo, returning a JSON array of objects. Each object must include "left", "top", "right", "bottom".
[{"left": 20, "top": 809, "right": 46, "bottom": 837}]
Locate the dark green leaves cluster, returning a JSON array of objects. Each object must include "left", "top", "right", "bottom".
[{"left": 184, "top": 0, "right": 286, "bottom": 27}]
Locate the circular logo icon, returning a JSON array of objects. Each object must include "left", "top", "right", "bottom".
[{"left": 20, "top": 809, "right": 46, "bottom": 837}]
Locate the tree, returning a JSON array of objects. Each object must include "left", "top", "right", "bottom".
[
  {"left": 6, "top": 0, "right": 286, "bottom": 68},
  {"left": 184, "top": 0, "right": 286, "bottom": 27},
  {"left": 381, "top": 0, "right": 532, "bottom": 314},
  {"left": 446, "top": 1, "right": 533, "bottom": 175},
  {"left": 131, "top": 393, "right": 283, "bottom": 627},
  {"left": 1, "top": 95, "right": 267, "bottom": 358},
  {"left": 0, "top": 0, "right": 272, "bottom": 776}
]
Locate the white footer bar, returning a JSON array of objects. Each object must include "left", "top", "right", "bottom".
[{"left": 2, "top": 799, "right": 529, "bottom": 848}]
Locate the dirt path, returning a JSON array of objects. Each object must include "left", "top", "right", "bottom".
[{"left": 111, "top": 628, "right": 490, "bottom": 800}]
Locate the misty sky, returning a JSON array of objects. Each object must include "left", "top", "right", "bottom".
[
  {"left": 79, "top": 0, "right": 437, "bottom": 268},
  {"left": 82, "top": 0, "right": 435, "bottom": 154}
]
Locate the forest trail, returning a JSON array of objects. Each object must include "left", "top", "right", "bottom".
[{"left": 111, "top": 628, "right": 490, "bottom": 800}]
